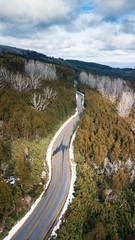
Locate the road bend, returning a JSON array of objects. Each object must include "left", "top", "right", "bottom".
[{"left": 11, "top": 92, "right": 84, "bottom": 240}]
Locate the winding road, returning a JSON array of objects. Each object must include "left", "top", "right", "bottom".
[{"left": 11, "top": 92, "right": 84, "bottom": 240}]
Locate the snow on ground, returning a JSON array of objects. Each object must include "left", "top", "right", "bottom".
[
  {"left": 6, "top": 176, "right": 16, "bottom": 185},
  {"left": 4, "top": 107, "right": 78, "bottom": 240},
  {"left": 76, "top": 91, "right": 84, "bottom": 106},
  {"left": 49, "top": 129, "right": 77, "bottom": 239}
]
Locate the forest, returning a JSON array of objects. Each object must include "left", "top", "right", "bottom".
[
  {"left": 0, "top": 46, "right": 135, "bottom": 240},
  {"left": 56, "top": 85, "right": 135, "bottom": 240},
  {"left": 0, "top": 56, "right": 76, "bottom": 238}
]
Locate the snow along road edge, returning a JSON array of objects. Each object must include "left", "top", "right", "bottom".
[
  {"left": 49, "top": 92, "right": 84, "bottom": 239},
  {"left": 4, "top": 107, "right": 78, "bottom": 240},
  {"left": 49, "top": 129, "right": 77, "bottom": 239}
]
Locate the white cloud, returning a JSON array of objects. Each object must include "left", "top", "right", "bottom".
[
  {"left": 120, "top": 14, "right": 135, "bottom": 34},
  {"left": 0, "top": 0, "right": 135, "bottom": 67},
  {"left": 94, "top": 0, "right": 135, "bottom": 16},
  {"left": 0, "top": 0, "right": 76, "bottom": 24},
  {"left": 0, "top": 22, "right": 5, "bottom": 31},
  {"left": 1, "top": 21, "right": 134, "bottom": 64},
  {"left": 69, "top": 12, "right": 103, "bottom": 31},
  {"left": 108, "top": 34, "right": 135, "bottom": 50}
]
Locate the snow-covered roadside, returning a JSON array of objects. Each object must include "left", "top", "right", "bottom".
[
  {"left": 76, "top": 91, "right": 84, "bottom": 106},
  {"left": 4, "top": 108, "right": 78, "bottom": 240},
  {"left": 49, "top": 129, "right": 77, "bottom": 239},
  {"left": 45, "top": 108, "right": 78, "bottom": 190},
  {"left": 4, "top": 188, "right": 46, "bottom": 240}
]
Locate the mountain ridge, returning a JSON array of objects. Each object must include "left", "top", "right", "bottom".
[{"left": 0, "top": 44, "right": 135, "bottom": 82}]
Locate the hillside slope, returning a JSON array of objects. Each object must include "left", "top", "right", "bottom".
[
  {"left": 56, "top": 85, "right": 135, "bottom": 240},
  {"left": 0, "top": 52, "right": 76, "bottom": 239}
]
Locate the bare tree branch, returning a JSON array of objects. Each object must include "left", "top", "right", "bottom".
[
  {"left": 80, "top": 71, "right": 124, "bottom": 102},
  {"left": 11, "top": 73, "right": 30, "bottom": 92},
  {"left": 117, "top": 90, "right": 135, "bottom": 117},
  {"left": 0, "top": 66, "right": 13, "bottom": 88},
  {"left": 30, "top": 93, "right": 49, "bottom": 111},
  {"left": 25, "top": 60, "right": 57, "bottom": 90},
  {"left": 43, "top": 86, "right": 57, "bottom": 99},
  {"left": 80, "top": 71, "right": 135, "bottom": 117},
  {"left": 0, "top": 79, "right": 6, "bottom": 89}
]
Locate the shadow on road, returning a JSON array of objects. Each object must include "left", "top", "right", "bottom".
[{"left": 53, "top": 141, "right": 68, "bottom": 157}]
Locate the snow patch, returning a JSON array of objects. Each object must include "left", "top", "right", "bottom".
[
  {"left": 94, "top": 157, "right": 135, "bottom": 183},
  {"left": 6, "top": 176, "right": 16, "bottom": 185}
]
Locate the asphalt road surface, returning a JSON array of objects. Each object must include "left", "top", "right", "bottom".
[{"left": 11, "top": 92, "right": 84, "bottom": 240}]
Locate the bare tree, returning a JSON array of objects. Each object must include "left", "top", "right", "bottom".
[
  {"left": 44, "top": 64, "right": 57, "bottom": 81},
  {"left": 80, "top": 71, "right": 124, "bottom": 102},
  {"left": 43, "top": 86, "right": 57, "bottom": 99},
  {"left": 117, "top": 90, "right": 135, "bottom": 117},
  {"left": 25, "top": 60, "right": 57, "bottom": 89},
  {"left": 0, "top": 79, "right": 6, "bottom": 89},
  {"left": 80, "top": 71, "right": 135, "bottom": 117},
  {"left": 0, "top": 66, "right": 13, "bottom": 88},
  {"left": 25, "top": 60, "right": 42, "bottom": 89},
  {"left": 11, "top": 73, "right": 29, "bottom": 92},
  {"left": 30, "top": 93, "right": 49, "bottom": 111},
  {"left": 0, "top": 67, "right": 12, "bottom": 82},
  {"left": 80, "top": 71, "right": 92, "bottom": 86}
]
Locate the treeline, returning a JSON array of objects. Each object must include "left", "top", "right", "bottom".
[
  {"left": 80, "top": 71, "right": 135, "bottom": 117},
  {"left": 66, "top": 59, "right": 135, "bottom": 82},
  {"left": 56, "top": 86, "right": 135, "bottom": 240}
]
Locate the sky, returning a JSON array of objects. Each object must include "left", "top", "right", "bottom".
[{"left": 0, "top": 0, "right": 135, "bottom": 68}]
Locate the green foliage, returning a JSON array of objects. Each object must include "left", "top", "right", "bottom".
[
  {"left": 5, "top": 217, "right": 15, "bottom": 230},
  {"left": 0, "top": 80, "right": 76, "bottom": 139},
  {"left": 0, "top": 179, "right": 12, "bottom": 216},
  {"left": 0, "top": 53, "right": 25, "bottom": 74},
  {"left": 0, "top": 138, "right": 11, "bottom": 166},
  {"left": 75, "top": 87, "right": 135, "bottom": 165}
]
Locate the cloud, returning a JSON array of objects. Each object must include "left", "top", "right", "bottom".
[
  {"left": 0, "top": 0, "right": 135, "bottom": 67},
  {"left": 0, "top": 22, "right": 6, "bottom": 32},
  {"left": 94, "top": 0, "right": 135, "bottom": 17},
  {"left": 105, "top": 34, "right": 135, "bottom": 51},
  {"left": 0, "top": 0, "right": 83, "bottom": 38},
  {"left": 0, "top": 21, "right": 135, "bottom": 65},
  {"left": 76, "top": 12, "right": 102, "bottom": 28},
  {"left": 0, "top": 0, "right": 77, "bottom": 25},
  {"left": 64, "top": 12, "right": 103, "bottom": 32},
  {"left": 121, "top": 15, "right": 135, "bottom": 34}
]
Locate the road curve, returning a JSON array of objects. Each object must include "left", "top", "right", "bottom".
[{"left": 11, "top": 92, "right": 84, "bottom": 240}]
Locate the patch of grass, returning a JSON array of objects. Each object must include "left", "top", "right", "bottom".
[
  {"left": 17, "top": 209, "right": 27, "bottom": 219},
  {"left": 0, "top": 230, "right": 8, "bottom": 239},
  {"left": 5, "top": 217, "right": 15, "bottom": 230},
  {"left": 29, "top": 184, "right": 43, "bottom": 199}
]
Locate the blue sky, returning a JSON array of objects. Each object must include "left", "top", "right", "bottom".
[{"left": 0, "top": 0, "right": 135, "bottom": 68}]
